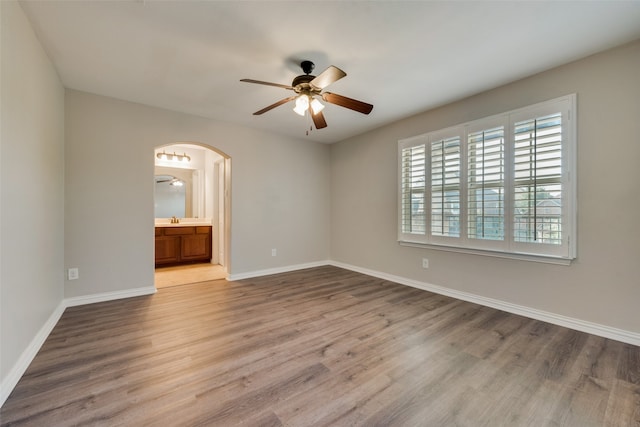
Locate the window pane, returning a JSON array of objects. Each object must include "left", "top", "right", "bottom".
[
  {"left": 513, "top": 113, "right": 563, "bottom": 245},
  {"left": 401, "top": 144, "right": 426, "bottom": 234},
  {"left": 467, "top": 126, "right": 505, "bottom": 241},
  {"left": 431, "top": 136, "right": 460, "bottom": 237}
]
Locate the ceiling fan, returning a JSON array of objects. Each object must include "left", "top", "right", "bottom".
[
  {"left": 240, "top": 60, "right": 373, "bottom": 130},
  {"left": 155, "top": 175, "right": 183, "bottom": 187}
]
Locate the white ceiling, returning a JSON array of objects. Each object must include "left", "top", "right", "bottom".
[{"left": 20, "top": 0, "right": 640, "bottom": 144}]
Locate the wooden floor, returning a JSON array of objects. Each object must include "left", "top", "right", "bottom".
[{"left": 1, "top": 266, "right": 639, "bottom": 426}]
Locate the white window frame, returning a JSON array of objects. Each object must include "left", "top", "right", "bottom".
[{"left": 398, "top": 94, "right": 577, "bottom": 264}]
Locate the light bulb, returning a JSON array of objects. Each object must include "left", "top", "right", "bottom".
[
  {"left": 310, "top": 98, "right": 325, "bottom": 114},
  {"left": 182, "top": 153, "right": 190, "bottom": 163},
  {"left": 293, "top": 95, "right": 309, "bottom": 116}
]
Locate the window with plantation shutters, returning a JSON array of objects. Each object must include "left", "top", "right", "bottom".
[
  {"left": 431, "top": 136, "right": 460, "bottom": 238},
  {"left": 467, "top": 125, "right": 505, "bottom": 242},
  {"left": 398, "top": 94, "right": 576, "bottom": 263},
  {"left": 399, "top": 137, "right": 427, "bottom": 239},
  {"left": 513, "top": 113, "right": 563, "bottom": 245}
]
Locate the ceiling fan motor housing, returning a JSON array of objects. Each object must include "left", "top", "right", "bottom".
[
  {"left": 292, "top": 74, "right": 316, "bottom": 92},
  {"left": 292, "top": 61, "right": 319, "bottom": 93}
]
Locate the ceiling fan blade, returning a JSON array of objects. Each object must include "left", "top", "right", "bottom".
[
  {"left": 322, "top": 92, "right": 373, "bottom": 115},
  {"left": 253, "top": 96, "right": 296, "bottom": 115},
  {"left": 310, "top": 66, "right": 346, "bottom": 90},
  {"left": 311, "top": 110, "right": 328, "bottom": 129},
  {"left": 240, "top": 79, "right": 293, "bottom": 90}
]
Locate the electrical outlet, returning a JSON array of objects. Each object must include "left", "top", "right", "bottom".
[
  {"left": 271, "top": 248, "right": 277, "bottom": 257},
  {"left": 68, "top": 268, "right": 79, "bottom": 280},
  {"left": 422, "top": 258, "right": 429, "bottom": 269}
]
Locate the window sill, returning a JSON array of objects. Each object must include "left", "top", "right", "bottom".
[{"left": 398, "top": 241, "right": 574, "bottom": 265}]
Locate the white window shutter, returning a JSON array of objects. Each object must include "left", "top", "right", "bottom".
[{"left": 398, "top": 136, "right": 427, "bottom": 243}]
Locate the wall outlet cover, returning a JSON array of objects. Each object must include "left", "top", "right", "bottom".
[{"left": 68, "top": 268, "right": 79, "bottom": 280}]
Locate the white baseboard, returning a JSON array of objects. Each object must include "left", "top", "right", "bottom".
[
  {"left": 65, "top": 286, "right": 156, "bottom": 307},
  {"left": 328, "top": 261, "right": 640, "bottom": 347},
  {"left": 227, "top": 260, "right": 329, "bottom": 281},
  {"left": 1, "top": 285, "right": 157, "bottom": 408},
  {"left": 1, "top": 300, "right": 66, "bottom": 407}
]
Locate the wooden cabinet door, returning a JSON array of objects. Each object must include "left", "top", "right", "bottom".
[
  {"left": 181, "top": 233, "right": 211, "bottom": 261},
  {"left": 155, "top": 235, "right": 180, "bottom": 265}
]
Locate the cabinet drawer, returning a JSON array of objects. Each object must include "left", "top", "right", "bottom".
[
  {"left": 196, "top": 226, "right": 212, "bottom": 234},
  {"left": 164, "top": 226, "right": 195, "bottom": 236}
]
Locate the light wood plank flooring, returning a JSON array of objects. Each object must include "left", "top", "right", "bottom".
[
  {"left": 1, "top": 266, "right": 639, "bottom": 426},
  {"left": 154, "top": 263, "right": 227, "bottom": 289}
]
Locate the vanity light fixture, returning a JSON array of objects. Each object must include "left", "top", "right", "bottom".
[{"left": 156, "top": 151, "right": 191, "bottom": 163}]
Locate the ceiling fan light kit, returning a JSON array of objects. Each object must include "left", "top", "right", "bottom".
[
  {"left": 241, "top": 60, "right": 373, "bottom": 131},
  {"left": 293, "top": 95, "right": 324, "bottom": 116},
  {"left": 293, "top": 95, "right": 309, "bottom": 116}
]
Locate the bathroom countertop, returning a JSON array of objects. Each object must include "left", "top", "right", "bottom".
[{"left": 155, "top": 220, "right": 212, "bottom": 227}]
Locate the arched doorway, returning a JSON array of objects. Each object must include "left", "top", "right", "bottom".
[{"left": 153, "top": 142, "right": 231, "bottom": 288}]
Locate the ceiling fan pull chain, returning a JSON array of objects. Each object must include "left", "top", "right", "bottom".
[{"left": 305, "top": 110, "right": 313, "bottom": 136}]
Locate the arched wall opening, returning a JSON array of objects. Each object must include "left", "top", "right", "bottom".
[{"left": 153, "top": 142, "right": 231, "bottom": 281}]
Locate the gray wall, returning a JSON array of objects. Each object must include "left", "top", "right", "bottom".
[
  {"left": 64, "top": 90, "right": 331, "bottom": 298},
  {"left": 330, "top": 40, "right": 640, "bottom": 333},
  {"left": 1, "top": 1, "right": 65, "bottom": 387}
]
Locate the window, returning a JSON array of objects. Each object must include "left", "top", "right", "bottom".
[
  {"left": 400, "top": 141, "right": 426, "bottom": 235},
  {"left": 430, "top": 133, "right": 461, "bottom": 239},
  {"left": 398, "top": 94, "right": 576, "bottom": 262}
]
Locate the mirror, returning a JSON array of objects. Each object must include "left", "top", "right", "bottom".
[
  {"left": 155, "top": 143, "right": 222, "bottom": 220},
  {"left": 154, "top": 174, "right": 187, "bottom": 218},
  {"left": 154, "top": 166, "right": 194, "bottom": 218}
]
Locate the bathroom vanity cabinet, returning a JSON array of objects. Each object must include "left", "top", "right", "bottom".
[{"left": 155, "top": 225, "right": 212, "bottom": 266}]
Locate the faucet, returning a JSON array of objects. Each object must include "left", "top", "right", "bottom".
[{"left": 171, "top": 216, "right": 180, "bottom": 224}]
